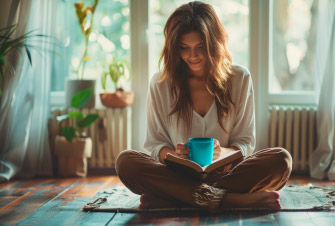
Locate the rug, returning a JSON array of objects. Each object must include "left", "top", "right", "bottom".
[{"left": 82, "top": 184, "right": 335, "bottom": 212}]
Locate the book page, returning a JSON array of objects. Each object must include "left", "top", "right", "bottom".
[{"left": 203, "top": 150, "right": 243, "bottom": 173}]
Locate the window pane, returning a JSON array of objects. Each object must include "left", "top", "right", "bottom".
[
  {"left": 149, "top": 0, "right": 249, "bottom": 77},
  {"left": 270, "top": 0, "right": 316, "bottom": 92},
  {"left": 51, "top": 0, "right": 130, "bottom": 92}
]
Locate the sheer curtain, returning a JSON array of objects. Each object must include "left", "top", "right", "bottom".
[
  {"left": 0, "top": 0, "right": 56, "bottom": 180},
  {"left": 310, "top": 0, "right": 335, "bottom": 180}
]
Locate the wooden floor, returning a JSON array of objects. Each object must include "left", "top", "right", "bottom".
[{"left": 0, "top": 175, "right": 335, "bottom": 226}]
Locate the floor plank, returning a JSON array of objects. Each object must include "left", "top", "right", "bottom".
[
  {"left": 272, "top": 212, "right": 315, "bottom": 226},
  {"left": 307, "top": 211, "right": 335, "bottom": 226},
  {"left": 14, "top": 176, "right": 118, "bottom": 226},
  {"left": 0, "top": 179, "right": 72, "bottom": 225}
]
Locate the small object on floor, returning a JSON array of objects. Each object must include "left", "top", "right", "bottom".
[{"left": 82, "top": 184, "right": 335, "bottom": 213}]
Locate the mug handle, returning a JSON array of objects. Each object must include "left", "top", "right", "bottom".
[{"left": 183, "top": 142, "right": 191, "bottom": 159}]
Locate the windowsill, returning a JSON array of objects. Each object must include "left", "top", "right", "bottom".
[
  {"left": 268, "top": 92, "right": 317, "bottom": 105},
  {"left": 50, "top": 92, "right": 65, "bottom": 106}
]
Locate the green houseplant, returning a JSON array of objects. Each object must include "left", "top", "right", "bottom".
[
  {"left": 55, "top": 87, "right": 99, "bottom": 177},
  {"left": 0, "top": 24, "right": 40, "bottom": 97},
  {"left": 65, "top": 0, "right": 99, "bottom": 108},
  {"left": 100, "top": 57, "right": 134, "bottom": 107},
  {"left": 56, "top": 87, "right": 99, "bottom": 142}
]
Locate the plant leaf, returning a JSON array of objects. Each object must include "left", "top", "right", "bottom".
[
  {"left": 77, "top": 114, "right": 99, "bottom": 128},
  {"left": 68, "top": 111, "right": 84, "bottom": 120},
  {"left": 101, "top": 72, "right": 107, "bottom": 91},
  {"left": 62, "top": 126, "right": 76, "bottom": 143},
  {"left": 25, "top": 47, "right": 32, "bottom": 65},
  {"left": 71, "top": 87, "right": 92, "bottom": 108}
]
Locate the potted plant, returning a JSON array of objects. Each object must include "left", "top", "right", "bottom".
[
  {"left": 0, "top": 24, "right": 41, "bottom": 98},
  {"left": 100, "top": 57, "right": 134, "bottom": 107},
  {"left": 65, "top": 0, "right": 99, "bottom": 108},
  {"left": 55, "top": 87, "right": 99, "bottom": 177}
]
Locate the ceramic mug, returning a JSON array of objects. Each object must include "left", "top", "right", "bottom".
[{"left": 184, "top": 137, "right": 214, "bottom": 166}]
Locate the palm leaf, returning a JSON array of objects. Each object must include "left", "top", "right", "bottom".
[
  {"left": 0, "top": 56, "right": 15, "bottom": 75},
  {"left": 25, "top": 47, "right": 32, "bottom": 65},
  {"left": 0, "top": 24, "right": 15, "bottom": 33},
  {"left": 0, "top": 25, "right": 51, "bottom": 96}
]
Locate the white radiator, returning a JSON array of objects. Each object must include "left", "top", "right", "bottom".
[
  {"left": 269, "top": 105, "right": 317, "bottom": 171},
  {"left": 50, "top": 107, "right": 131, "bottom": 168}
]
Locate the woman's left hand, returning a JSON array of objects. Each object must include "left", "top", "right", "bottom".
[
  {"left": 215, "top": 163, "right": 233, "bottom": 174},
  {"left": 212, "top": 140, "right": 233, "bottom": 174},
  {"left": 213, "top": 139, "right": 221, "bottom": 161}
]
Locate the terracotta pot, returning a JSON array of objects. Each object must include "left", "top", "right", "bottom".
[
  {"left": 54, "top": 136, "right": 92, "bottom": 177},
  {"left": 100, "top": 91, "right": 134, "bottom": 108}
]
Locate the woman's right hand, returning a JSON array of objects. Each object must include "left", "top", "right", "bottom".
[{"left": 175, "top": 142, "right": 190, "bottom": 159}]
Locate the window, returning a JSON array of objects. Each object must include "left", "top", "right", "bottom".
[
  {"left": 49, "top": 0, "right": 319, "bottom": 150},
  {"left": 51, "top": 0, "right": 130, "bottom": 92},
  {"left": 270, "top": 0, "right": 316, "bottom": 92},
  {"left": 149, "top": 0, "right": 249, "bottom": 77}
]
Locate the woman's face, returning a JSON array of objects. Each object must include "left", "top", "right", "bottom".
[{"left": 179, "top": 32, "right": 206, "bottom": 77}]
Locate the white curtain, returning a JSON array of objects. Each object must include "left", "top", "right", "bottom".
[
  {"left": 310, "top": 0, "right": 335, "bottom": 180},
  {"left": 0, "top": 0, "right": 56, "bottom": 180}
]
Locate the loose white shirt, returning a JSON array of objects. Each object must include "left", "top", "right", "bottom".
[{"left": 144, "top": 64, "right": 255, "bottom": 162}]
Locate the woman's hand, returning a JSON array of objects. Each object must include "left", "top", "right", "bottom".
[
  {"left": 213, "top": 139, "right": 233, "bottom": 174},
  {"left": 175, "top": 142, "right": 190, "bottom": 159},
  {"left": 213, "top": 139, "right": 221, "bottom": 161},
  {"left": 215, "top": 163, "right": 232, "bottom": 174}
]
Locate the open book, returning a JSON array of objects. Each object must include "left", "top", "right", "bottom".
[{"left": 164, "top": 150, "right": 243, "bottom": 180}]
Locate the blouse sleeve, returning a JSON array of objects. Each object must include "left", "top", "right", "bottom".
[
  {"left": 144, "top": 76, "right": 175, "bottom": 161},
  {"left": 228, "top": 72, "right": 256, "bottom": 156}
]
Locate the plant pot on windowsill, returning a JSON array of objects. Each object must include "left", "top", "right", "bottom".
[
  {"left": 54, "top": 135, "right": 92, "bottom": 177},
  {"left": 100, "top": 89, "right": 134, "bottom": 108},
  {"left": 65, "top": 78, "right": 96, "bottom": 108}
]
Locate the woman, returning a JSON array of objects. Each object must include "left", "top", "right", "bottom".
[{"left": 116, "top": 1, "right": 292, "bottom": 211}]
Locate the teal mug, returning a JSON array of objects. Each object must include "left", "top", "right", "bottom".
[{"left": 184, "top": 137, "right": 214, "bottom": 166}]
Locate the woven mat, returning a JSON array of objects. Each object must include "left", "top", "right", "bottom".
[{"left": 83, "top": 184, "right": 335, "bottom": 212}]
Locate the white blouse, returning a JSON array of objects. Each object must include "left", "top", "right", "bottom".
[{"left": 144, "top": 64, "right": 256, "bottom": 162}]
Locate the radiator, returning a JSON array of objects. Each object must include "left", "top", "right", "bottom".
[
  {"left": 269, "top": 105, "right": 317, "bottom": 171},
  {"left": 50, "top": 107, "right": 131, "bottom": 168}
]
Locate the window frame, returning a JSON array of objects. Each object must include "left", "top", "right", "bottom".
[{"left": 250, "top": 0, "right": 317, "bottom": 151}]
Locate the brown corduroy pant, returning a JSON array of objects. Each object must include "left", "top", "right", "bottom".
[{"left": 115, "top": 148, "right": 292, "bottom": 210}]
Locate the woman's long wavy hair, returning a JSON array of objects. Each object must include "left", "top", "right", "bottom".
[{"left": 159, "top": 1, "right": 234, "bottom": 133}]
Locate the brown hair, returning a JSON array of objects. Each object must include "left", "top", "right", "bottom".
[{"left": 159, "top": 1, "right": 234, "bottom": 132}]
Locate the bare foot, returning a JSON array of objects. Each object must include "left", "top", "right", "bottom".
[
  {"left": 220, "top": 191, "right": 281, "bottom": 210},
  {"left": 139, "top": 194, "right": 189, "bottom": 209}
]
